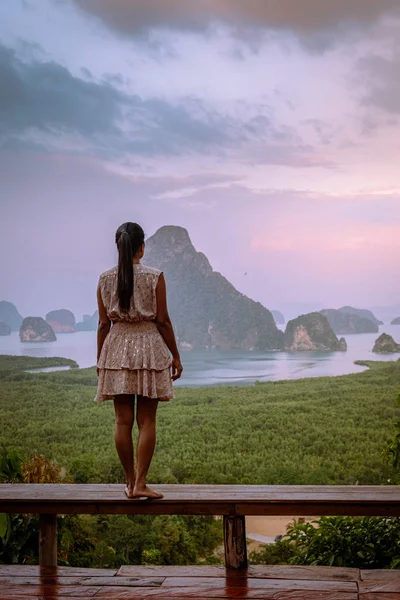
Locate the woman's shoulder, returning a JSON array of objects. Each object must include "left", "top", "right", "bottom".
[
  {"left": 139, "top": 263, "right": 162, "bottom": 277},
  {"left": 99, "top": 265, "right": 118, "bottom": 281},
  {"left": 98, "top": 264, "right": 162, "bottom": 280}
]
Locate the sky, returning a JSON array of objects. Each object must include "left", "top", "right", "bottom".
[{"left": 0, "top": 0, "right": 399, "bottom": 320}]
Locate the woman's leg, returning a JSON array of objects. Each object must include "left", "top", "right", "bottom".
[
  {"left": 113, "top": 394, "right": 135, "bottom": 494},
  {"left": 134, "top": 396, "right": 163, "bottom": 499}
]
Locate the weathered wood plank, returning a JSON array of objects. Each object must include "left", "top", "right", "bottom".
[
  {"left": 361, "top": 595, "right": 400, "bottom": 600},
  {"left": 117, "top": 564, "right": 360, "bottom": 581},
  {"left": 0, "top": 565, "right": 362, "bottom": 590},
  {"left": 0, "top": 585, "right": 100, "bottom": 597},
  {"left": 361, "top": 569, "right": 400, "bottom": 581},
  {"left": 80, "top": 576, "right": 164, "bottom": 587},
  {"left": 93, "top": 586, "right": 358, "bottom": 599},
  {"left": 0, "top": 575, "right": 163, "bottom": 587},
  {"left": 117, "top": 565, "right": 235, "bottom": 577},
  {"left": 0, "top": 576, "right": 88, "bottom": 585},
  {"left": 248, "top": 565, "right": 360, "bottom": 582},
  {"left": 0, "top": 565, "right": 117, "bottom": 576},
  {"left": 39, "top": 513, "right": 57, "bottom": 566},
  {"left": 0, "top": 597, "right": 100, "bottom": 600},
  {"left": 160, "top": 576, "right": 357, "bottom": 591},
  {"left": 224, "top": 515, "right": 248, "bottom": 569},
  {"left": 359, "top": 578, "right": 400, "bottom": 592}
]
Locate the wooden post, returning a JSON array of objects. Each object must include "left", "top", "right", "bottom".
[
  {"left": 39, "top": 514, "right": 57, "bottom": 566},
  {"left": 223, "top": 514, "right": 248, "bottom": 569}
]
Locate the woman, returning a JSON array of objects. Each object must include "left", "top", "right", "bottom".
[{"left": 94, "top": 222, "right": 183, "bottom": 500}]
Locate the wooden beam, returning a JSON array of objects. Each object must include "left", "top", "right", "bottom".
[
  {"left": 39, "top": 513, "right": 57, "bottom": 566},
  {"left": 223, "top": 514, "right": 247, "bottom": 570},
  {"left": 2, "top": 484, "right": 400, "bottom": 517}
]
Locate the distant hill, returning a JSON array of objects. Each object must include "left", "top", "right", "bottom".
[
  {"left": 20, "top": 317, "right": 56, "bottom": 343},
  {"left": 144, "top": 226, "right": 283, "bottom": 350},
  {"left": 0, "top": 301, "right": 23, "bottom": 331},
  {"left": 284, "top": 312, "right": 347, "bottom": 352},
  {"left": 391, "top": 317, "right": 400, "bottom": 325},
  {"left": 76, "top": 311, "right": 98, "bottom": 331},
  {"left": 373, "top": 333, "right": 400, "bottom": 354},
  {"left": 0, "top": 322, "right": 11, "bottom": 336},
  {"left": 46, "top": 309, "right": 76, "bottom": 333},
  {"left": 338, "top": 306, "right": 383, "bottom": 326},
  {"left": 320, "top": 309, "right": 378, "bottom": 334},
  {"left": 271, "top": 310, "right": 285, "bottom": 325}
]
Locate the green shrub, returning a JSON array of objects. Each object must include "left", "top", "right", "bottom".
[{"left": 251, "top": 515, "right": 400, "bottom": 569}]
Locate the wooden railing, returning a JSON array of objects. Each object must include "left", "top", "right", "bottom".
[{"left": 1, "top": 484, "right": 400, "bottom": 568}]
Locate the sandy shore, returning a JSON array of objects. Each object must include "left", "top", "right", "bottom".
[{"left": 246, "top": 515, "right": 320, "bottom": 539}]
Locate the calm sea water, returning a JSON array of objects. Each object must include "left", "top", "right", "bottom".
[{"left": 1, "top": 324, "right": 399, "bottom": 387}]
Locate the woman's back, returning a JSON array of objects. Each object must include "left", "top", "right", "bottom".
[{"left": 99, "top": 263, "right": 162, "bottom": 323}]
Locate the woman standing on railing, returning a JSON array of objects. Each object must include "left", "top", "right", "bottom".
[{"left": 94, "top": 222, "right": 182, "bottom": 499}]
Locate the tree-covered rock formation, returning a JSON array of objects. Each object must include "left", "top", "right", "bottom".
[
  {"left": 338, "top": 306, "right": 383, "bottom": 326},
  {"left": 144, "top": 226, "right": 283, "bottom": 350},
  {"left": 0, "top": 321, "right": 11, "bottom": 336},
  {"left": 76, "top": 311, "right": 98, "bottom": 331},
  {"left": 320, "top": 309, "right": 378, "bottom": 334},
  {"left": 45, "top": 309, "right": 76, "bottom": 333},
  {"left": 271, "top": 310, "right": 285, "bottom": 325},
  {"left": 372, "top": 333, "right": 400, "bottom": 354},
  {"left": 391, "top": 317, "right": 400, "bottom": 325},
  {"left": 20, "top": 317, "right": 56, "bottom": 342},
  {"left": 0, "top": 301, "right": 23, "bottom": 331},
  {"left": 284, "top": 312, "right": 347, "bottom": 351}
]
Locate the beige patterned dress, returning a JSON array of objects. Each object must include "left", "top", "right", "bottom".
[{"left": 94, "top": 263, "right": 174, "bottom": 403}]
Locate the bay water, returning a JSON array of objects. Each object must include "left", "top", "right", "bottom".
[{"left": 1, "top": 325, "right": 399, "bottom": 387}]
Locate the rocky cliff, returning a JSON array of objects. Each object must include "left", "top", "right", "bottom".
[
  {"left": 338, "top": 306, "right": 383, "bottom": 326},
  {"left": 0, "top": 301, "right": 23, "bottom": 331},
  {"left": 76, "top": 311, "right": 98, "bottom": 331},
  {"left": 320, "top": 309, "right": 378, "bottom": 334},
  {"left": 0, "top": 321, "right": 11, "bottom": 336},
  {"left": 144, "top": 226, "right": 283, "bottom": 350},
  {"left": 284, "top": 312, "right": 347, "bottom": 351},
  {"left": 20, "top": 317, "right": 56, "bottom": 342},
  {"left": 46, "top": 309, "right": 76, "bottom": 333},
  {"left": 391, "top": 317, "right": 400, "bottom": 325},
  {"left": 372, "top": 333, "right": 400, "bottom": 353}
]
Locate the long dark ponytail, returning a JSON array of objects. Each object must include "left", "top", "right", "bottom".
[{"left": 115, "top": 222, "right": 145, "bottom": 312}]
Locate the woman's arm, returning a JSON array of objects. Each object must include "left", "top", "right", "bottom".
[
  {"left": 96, "top": 282, "right": 111, "bottom": 369},
  {"left": 155, "top": 273, "right": 183, "bottom": 381}
]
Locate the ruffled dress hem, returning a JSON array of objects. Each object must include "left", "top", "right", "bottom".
[
  {"left": 94, "top": 366, "right": 174, "bottom": 403},
  {"left": 94, "top": 320, "right": 174, "bottom": 403}
]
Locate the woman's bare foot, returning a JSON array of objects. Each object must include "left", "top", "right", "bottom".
[
  {"left": 124, "top": 474, "right": 136, "bottom": 499},
  {"left": 132, "top": 485, "right": 164, "bottom": 499},
  {"left": 124, "top": 484, "right": 138, "bottom": 499}
]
